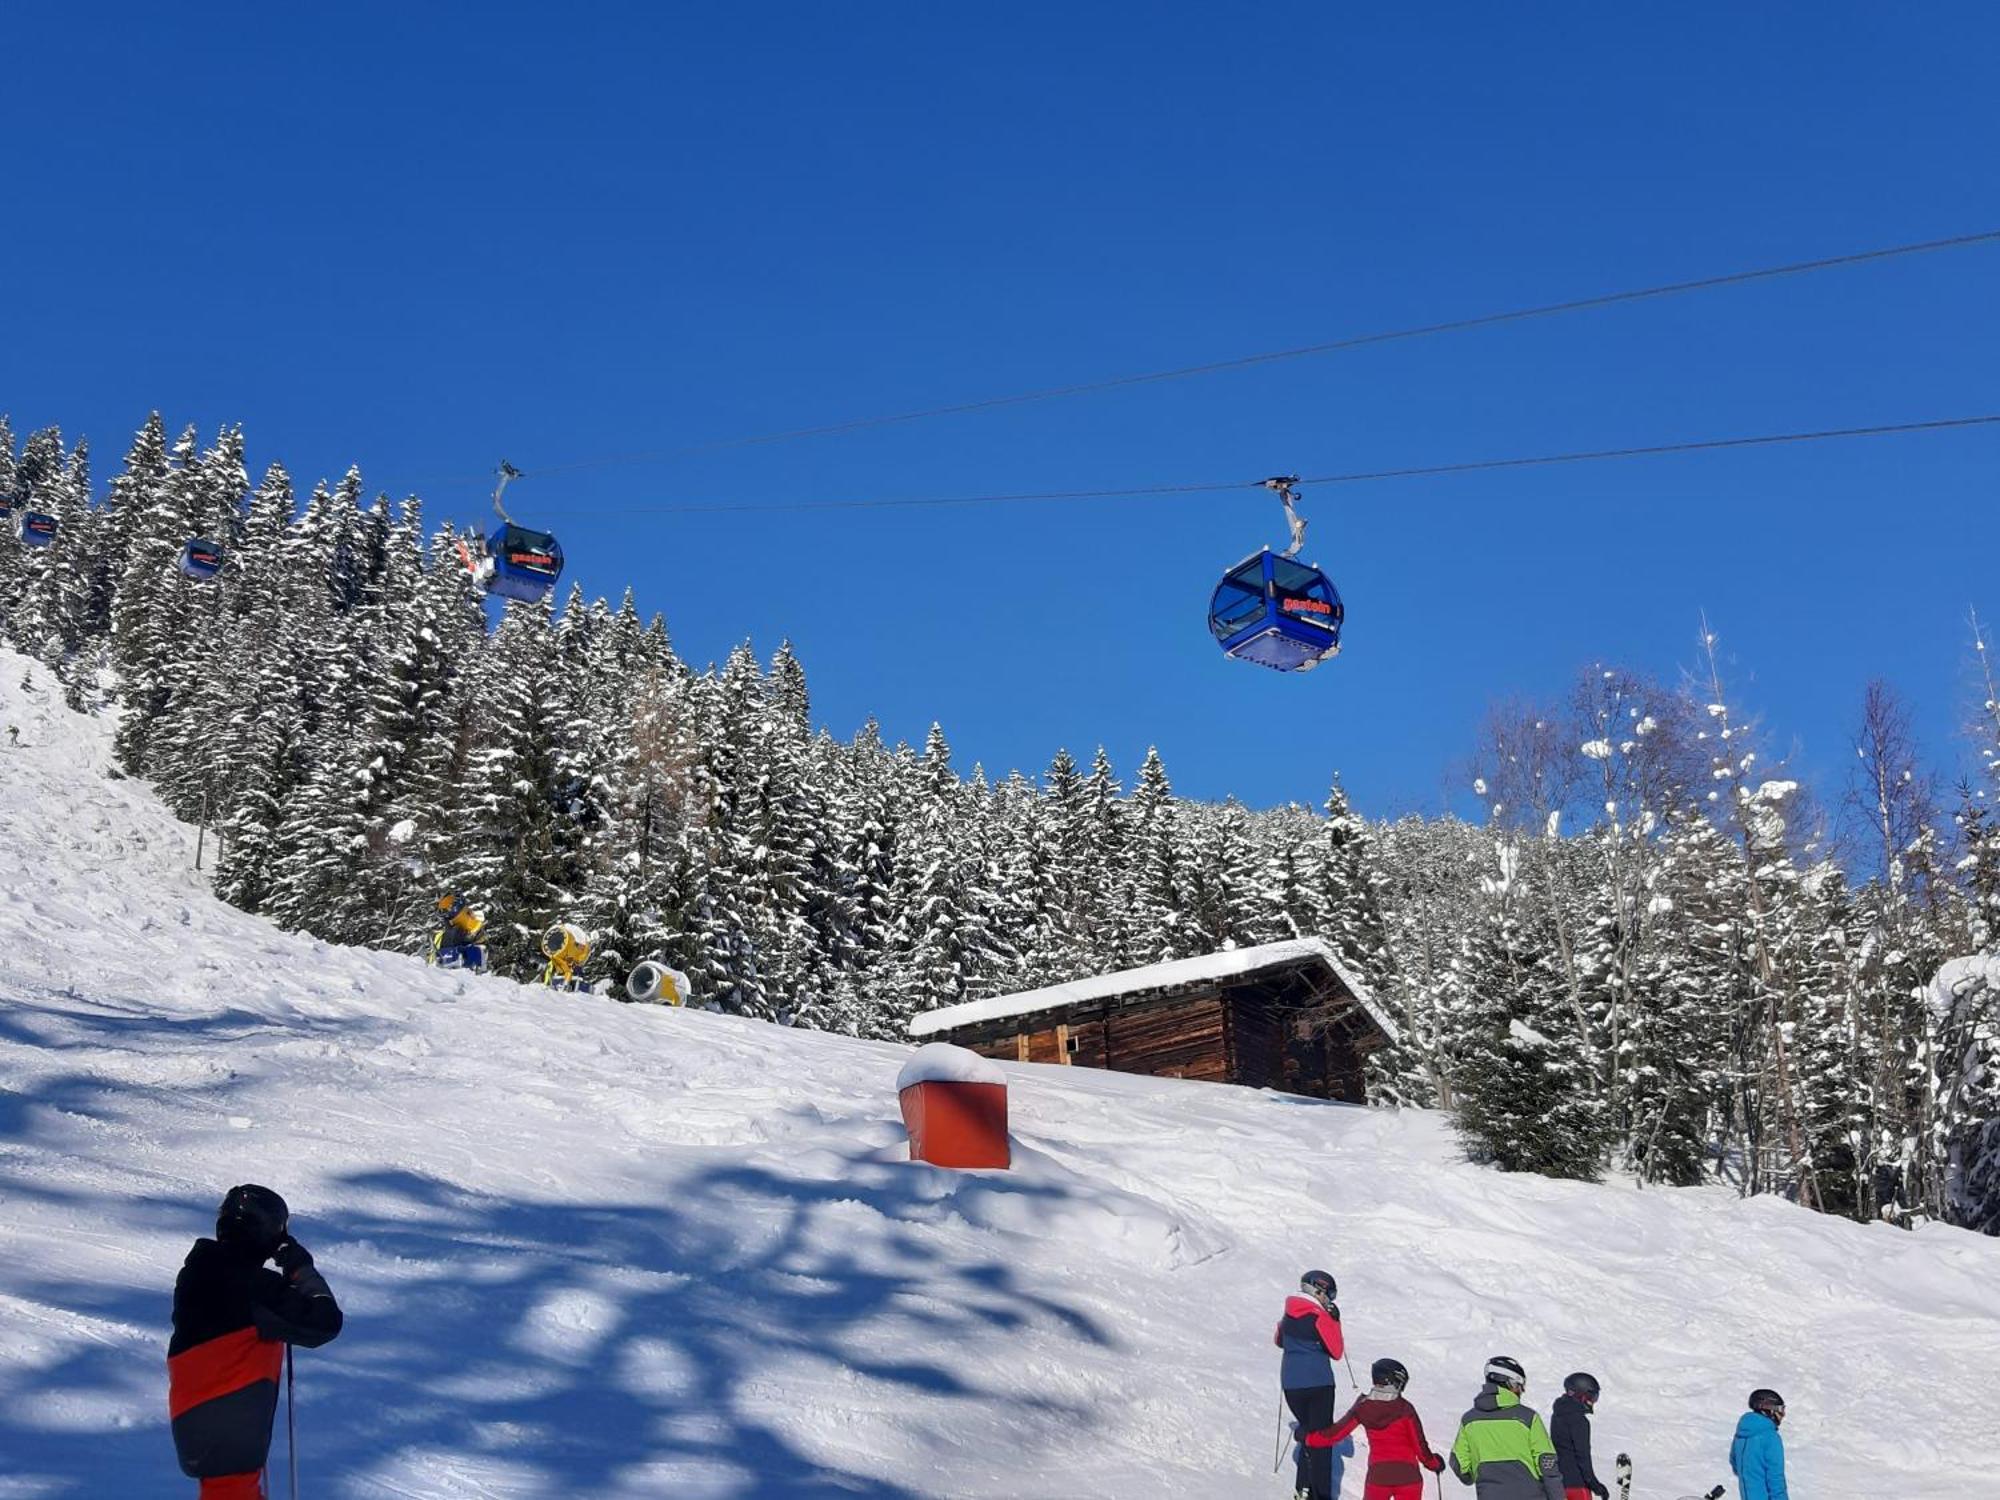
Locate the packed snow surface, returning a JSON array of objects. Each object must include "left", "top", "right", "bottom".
[
  {"left": 0, "top": 652, "right": 1995, "bottom": 1498},
  {"left": 909, "top": 936, "right": 1396, "bottom": 1041}
]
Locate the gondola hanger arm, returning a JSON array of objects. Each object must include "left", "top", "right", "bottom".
[
  {"left": 492, "top": 460, "right": 522, "bottom": 524},
  {"left": 1261, "top": 475, "right": 1306, "bottom": 558}
]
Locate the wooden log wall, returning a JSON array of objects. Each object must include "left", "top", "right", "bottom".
[
  {"left": 936, "top": 968, "right": 1387, "bottom": 1102},
  {"left": 1105, "top": 994, "right": 1230, "bottom": 1082},
  {"left": 1224, "top": 996, "right": 1285, "bottom": 1092}
]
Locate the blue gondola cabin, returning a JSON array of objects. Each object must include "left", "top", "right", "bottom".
[
  {"left": 483, "top": 523, "right": 564, "bottom": 603},
  {"left": 1209, "top": 548, "right": 1343, "bottom": 672},
  {"left": 179, "top": 539, "right": 225, "bottom": 581},
  {"left": 16, "top": 511, "right": 57, "bottom": 549}
]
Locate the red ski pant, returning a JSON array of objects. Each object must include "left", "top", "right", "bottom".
[
  {"left": 199, "top": 1474, "right": 265, "bottom": 1500},
  {"left": 1364, "top": 1485, "right": 1423, "bottom": 1500},
  {"left": 1566, "top": 1490, "right": 1593, "bottom": 1500}
]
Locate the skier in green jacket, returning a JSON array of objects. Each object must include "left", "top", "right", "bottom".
[{"left": 1449, "top": 1356, "right": 1565, "bottom": 1500}]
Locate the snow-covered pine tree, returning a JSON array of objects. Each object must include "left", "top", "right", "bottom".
[
  {"left": 1249, "top": 803, "right": 1323, "bottom": 945},
  {"left": 1932, "top": 957, "right": 2000, "bottom": 1233},
  {"left": 25, "top": 438, "right": 98, "bottom": 669},
  {"left": 1316, "top": 774, "right": 1390, "bottom": 980},
  {"left": 9, "top": 429, "right": 73, "bottom": 674},
  {"left": 1698, "top": 622, "right": 1821, "bottom": 1209},
  {"left": 427, "top": 599, "right": 579, "bottom": 975},
  {"left": 207, "top": 466, "right": 314, "bottom": 913},
  {"left": 1020, "top": 748, "right": 1097, "bottom": 981},
  {"left": 1113, "top": 746, "right": 1181, "bottom": 966},
  {"left": 1623, "top": 811, "right": 1740, "bottom": 1186},
  {"left": 887, "top": 722, "right": 982, "bottom": 1030},
  {"left": 681, "top": 644, "right": 773, "bottom": 1015},
  {"left": 1179, "top": 797, "right": 1259, "bottom": 953},
  {"left": 979, "top": 767, "right": 1044, "bottom": 997},
  {"left": 749, "top": 640, "right": 841, "bottom": 1021},
  {"left": 1450, "top": 838, "right": 1613, "bottom": 1179},
  {"left": 836, "top": 718, "right": 904, "bottom": 1034}
]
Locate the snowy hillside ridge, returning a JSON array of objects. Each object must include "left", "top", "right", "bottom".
[
  {"left": 7, "top": 415, "right": 2000, "bottom": 1229},
  {"left": 4, "top": 653, "right": 2000, "bottom": 1500},
  {"left": 907, "top": 938, "right": 1399, "bottom": 1041}
]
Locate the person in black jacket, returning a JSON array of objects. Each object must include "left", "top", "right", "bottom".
[
  {"left": 168, "top": 1185, "right": 343, "bottom": 1499},
  {"left": 1550, "top": 1372, "right": 1609, "bottom": 1500}
]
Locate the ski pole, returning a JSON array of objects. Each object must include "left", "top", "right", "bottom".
[
  {"left": 287, "top": 1344, "right": 298, "bottom": 1500},
  {"left": 1273, "top": 1390, "right": 1287, "bottom": 1473}
]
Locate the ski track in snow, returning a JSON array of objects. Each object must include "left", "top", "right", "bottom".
[{"left": 0, "top": 652, "right": 1994, "bottom": 1498}]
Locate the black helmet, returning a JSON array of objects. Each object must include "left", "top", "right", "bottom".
[
  {"left": 1371, "top": 1357, "right": 1410, "bottom": 1391},
  {"left": 216, "top": 1184, "right": 289, "bottom": 1257},
  {"left": 1564, "top": 1372, "right": 1602, "bottom": 1403},
  {"left": 1748, "top": 1389, "right": 1786, "bottom": 1424},
  {"left": 1300, "top": 1269, "right": 1337, "bottom": 1300},
  {"left": 1484, "top": 1355, "right": 1527, "bottom": 1391}
]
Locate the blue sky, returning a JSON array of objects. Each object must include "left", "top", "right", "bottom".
[{"left": 4, "top": 4, "right": 1996, "bottom": 816}]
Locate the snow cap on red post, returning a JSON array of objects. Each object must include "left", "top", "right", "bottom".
[{"left": 896, "top": 1042, "right": 1007, "bottom": 1091}]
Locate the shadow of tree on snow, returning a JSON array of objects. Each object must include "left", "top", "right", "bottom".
[{"left": 0, "top": 1100, "right": 1114, "bottom": 1498}]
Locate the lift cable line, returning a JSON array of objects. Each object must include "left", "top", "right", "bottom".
[
  {"left": 405, "top": 227, "right": 2000, "bottom": 491},
  {"left": 576, "top": 412, "right": 2000, "bottom": 518}
]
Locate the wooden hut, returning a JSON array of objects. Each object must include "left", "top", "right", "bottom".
[{"left": 908, "top": 939, "right": 1398, "bottom": 1102}]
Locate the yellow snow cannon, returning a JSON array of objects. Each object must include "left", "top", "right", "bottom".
[
  {"left": 430, "top": 895, "right": 488, "bottom": 971},
  {"left": 434, "top": 900, "right": 484, "bottom": 944},
  {"left": 539, "top": 922, "right": 592, "bottom": 991},
  {"left": 624, "top": 959, "right": 690, "bottom": 1007}
]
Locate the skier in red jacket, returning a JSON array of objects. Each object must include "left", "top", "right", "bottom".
[
  {"left": 1274, "top": 1269, "right": 1346, "bottom": 1500},
  {"left": 1328, "top": 1357, "right": 1447, "bottom": 1500}
]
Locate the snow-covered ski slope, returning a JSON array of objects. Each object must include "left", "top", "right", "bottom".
[{"left": 0, "top": 652, "right": 1992, "bottom": 1500}]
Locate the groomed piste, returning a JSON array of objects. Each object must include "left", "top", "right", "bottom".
[{"left": 1, "top": 649, "right": 1994, "bottom": 1497}]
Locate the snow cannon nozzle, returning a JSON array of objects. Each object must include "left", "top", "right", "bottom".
[
  {"left": 625, "top": 959, "right": 690, "bottom": 1006},
  {"left": 541, "top": 923, "right": 592, "bottom": 965}
]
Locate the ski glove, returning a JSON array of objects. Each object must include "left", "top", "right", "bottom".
[
  {"left": 1591, "top": 1485, "right": 1609, "bottom": 1500},
  {"left": 1425, "top": 1455, "right": 1447, "bottom": 1474},
  {"left": 272, "top": 1237, "right": 315, "bottom": 1278}
]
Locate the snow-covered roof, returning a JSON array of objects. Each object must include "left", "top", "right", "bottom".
[
  {"left": 896, "top": 1042, "right": 1007, "bottom": 1091},
  {"left": 909, "top": 937, "right": 1399, "bottom": 1044}
]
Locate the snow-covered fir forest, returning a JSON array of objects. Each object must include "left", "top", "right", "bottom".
[{"left": 3, "top": 414, "right": 1998, "bottom": 1237}]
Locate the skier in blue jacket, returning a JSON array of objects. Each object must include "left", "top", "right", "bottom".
[{"left": 1729, "top": 1389, "right": 1789, "bottom": 1500}]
